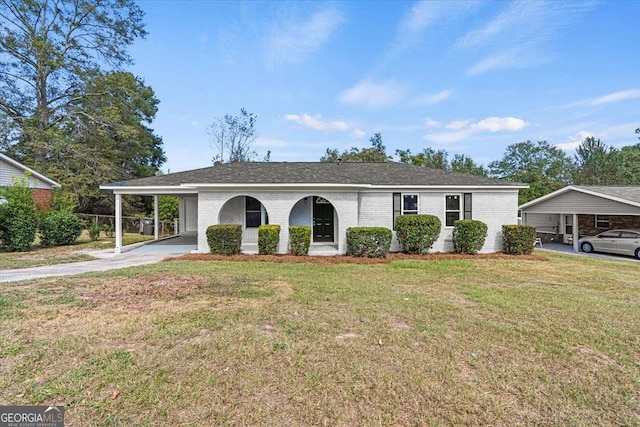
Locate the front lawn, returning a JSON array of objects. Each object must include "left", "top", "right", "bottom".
[
  {"left": 0, "top": 232, "right": 154, "bottom": 270},
  {"left": 0, "top": 253, "right": 638, "bottom": 425}
]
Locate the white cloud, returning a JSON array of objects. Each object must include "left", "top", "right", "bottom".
[
  {"left": 589, "top": 88, "right": 640, "bottom": 106},
  {"left": 457, "top": 1, "right": 594, "bottom": 75},
  {"left": 424, "top": 129, "right": 473, "bottom": 145},
  {"left": 350, "top": 129, "right": 366, "bottom": 138},
  {"left": 467, "top": 51, "right": 518, "bottom": 75},
  {"left": 400, "top": 1, "right": 437, "bottom": 35},
  {"left": 473, "top": 116, "right": 527, "bottom": 132},
  {"left": 266, "top": 9, "right": 344, "bottom": 65},
  {"left": 424, "top": 116, "right": 528, "bottom": 145},
  {"left": 339, "top": 79, "right": 407, "bottom": 109},
  {"left": 285, "top": 114, "right": 349, "bottom": 132},
  {"left": 423, "top": 117, "right": 440, "bottom": 128},
  {"left": 408, "top": 89, "right": 453, "bottom": 106},
  {"left": 445, "top": 120, "right": 470, "bottom": 130},
  {"left": 555, "top": 131, "right": 592, "bottom": 151}
]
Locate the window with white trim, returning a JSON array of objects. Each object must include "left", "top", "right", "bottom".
[
  {"left": 595, "top": 215, "right": 609, "bottom": 228},
  {"left": 445, "top": 195, "right": 461, "bottom": 227}
]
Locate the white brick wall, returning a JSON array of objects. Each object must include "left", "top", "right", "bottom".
[
  {"left": 289, "top": 198, "right": 311, "bottom": 226},
  {"left": 197, "top": 189, "right": 519, "bottom": 254},
  {"left": 198, "top": 191, "right": 359, "bottom": 254}
]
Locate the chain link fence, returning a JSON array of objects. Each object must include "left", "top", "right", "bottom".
[{"left": 77, "top": 214, "right": 178, "bottom": 236}]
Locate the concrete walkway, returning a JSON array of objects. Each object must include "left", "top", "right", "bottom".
[{"left": 0, "top": 249, "right": 175, "bottom": 283}]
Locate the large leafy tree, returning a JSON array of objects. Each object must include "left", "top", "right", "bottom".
[
  {"left": 320, "top": 133, "right": 390, "bottom": 163},
  {"left": 618, "top": 143, "right": 640, "bottom": 185},
  {"left": 0, "top": 0, "right": 147, "bottom": 163},
  {"left": 396, "top": 148, "right": 487, "bottom": 176},
  {"left": 396, "top": 147, "right": 449, "bottom": 169},
  {"left": 489, "top": 140, "right": 574, "bottom": 204},
  {"left": 0, "top": 1, "right": 165, "bottom": 215},
  {"left": 65, "top": 72, "right": 164, "bottom": 213},
  {"left": 450, "top": 154, "right": 487, "bottom": 176},
  {"left": 572, "top": 137, "right": 621, "bottom": 185}
]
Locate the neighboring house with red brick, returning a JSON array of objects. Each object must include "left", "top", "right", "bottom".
[
  {"left": 0, "top": 153, "right": 61, "bottom": 209},
  {"left": 520, "top": 185, "right": 640, "bottom": 252}
]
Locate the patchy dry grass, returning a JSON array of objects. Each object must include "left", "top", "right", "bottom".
[
  {"left": 0, "top": 232, "right": 153, "bottom": 270},
  {"left": 0, "top": 252, "right": 638, "bottom": 425}
]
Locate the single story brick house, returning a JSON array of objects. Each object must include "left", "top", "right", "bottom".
[
  {"left": 100, "top": 162, "right": 526, "bottom": 255},
  {"left": 519, "top": 185, "right": 640, "bottom": 252},
  {"left": 0, "top": 153, "right": 61, "bottom": 208}
]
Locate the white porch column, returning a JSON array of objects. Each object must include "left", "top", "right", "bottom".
[
  {"left": 572, "top": 213, "right": 579, "bottom": 252},
  {"left": 153, "top": 194, "right": 159, "bottom": 240},
  {"left": 115, "top": 193, "right": 122, "bottom": 254}
]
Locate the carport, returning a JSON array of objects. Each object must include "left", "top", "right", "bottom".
[
  {"left": 520, "top": 185, "right": 640, "bottom": 252},
  {"left": 126, "top": 235, "right": 198, "bottom": 255}
]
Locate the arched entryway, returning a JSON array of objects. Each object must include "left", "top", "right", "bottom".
[
  {"left": 219, "top": 195, "right": 269, "bottom": 251},
  {"left": 289, "top": 196, "right": 339, "bottom": 245}
]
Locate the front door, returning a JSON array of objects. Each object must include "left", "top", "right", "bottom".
[{"left": 313, "top": 197, "right": 334, "bottom": 242}]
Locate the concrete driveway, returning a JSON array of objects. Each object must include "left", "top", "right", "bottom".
[
  {"left": 0, "top": 235, "right": 199, "bottom": 283},
  {"left": 538, "top": 242, "right": 639, "bottom": 262},
  {"left": 0, "top": 250, "right": 172, "bottom": 283}
]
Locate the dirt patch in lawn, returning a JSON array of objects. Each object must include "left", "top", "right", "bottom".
[
  {"left": 168, "top": 252, "right": 548, "bottom": 264},
  {"left": 78, "top": 274, "right": 208, "bottom": 304}
]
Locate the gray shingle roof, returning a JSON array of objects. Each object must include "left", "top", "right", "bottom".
[
  {"left": 573, "top": 186, "right": 640, "bottom": 204},
  {"left": 104, "top": 162, "right": 524, "bottom": 187}
]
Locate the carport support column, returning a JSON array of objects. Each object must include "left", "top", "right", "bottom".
[
  {"left": 572, "top": 213, "right": 579, "bottom": 252},
  {"left": 154, "top": 195, "right": 159, "bottom": 240},
  {"left": 115, "top": 193, "right": 122, "bottom": 254}
]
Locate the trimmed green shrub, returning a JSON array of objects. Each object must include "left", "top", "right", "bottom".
[
  {"left": 289, "top": 226, "right": 311, "bottom": 256},
  {"left": 346, "top": 227, "right": 393, "bottom": 258},
  {"left": 206, "top": 224, "right": 242, "bottom": 255},
  {"left": 394, "top": 214, "right": 441, "bottom": 254},
  {"left": 502, "top": 224, "right": 536, "bottom": 255},
  {"left": 258, "top": 224, "right": 281, "bottom": 255},
  {"left": 39, "top": 212, "right": 84, "bottom": 246},
  {"left": 0, "top": 177, "right": 37, "bottom": 252},
  {"left": 453, "top": 220, "right": 488, "bottom": 255}
]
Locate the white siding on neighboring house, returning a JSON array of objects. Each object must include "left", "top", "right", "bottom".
[
  {"left": 524, "top": 213, "right": 559, "bottom": 234},
  {"left": 0, "top": 158, "right": 53, "bottom": 189},
  {"left": 524, "top": 191, "right": 640, "bottom": 215}
]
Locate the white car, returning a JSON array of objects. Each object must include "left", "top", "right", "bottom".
[{"left": 578, "top": 229, "right": 640, "bottom": 260}]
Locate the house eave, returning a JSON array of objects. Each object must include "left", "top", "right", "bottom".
[
  {"left": 0, "top": 153, "right": 61, "bottom": 188},
  {"left": 186, "top": 183, "right": 528, "bottom": 191},
  {"left": 519, "top": 185, "right": 640, "bottom": 210},
  {"left": 101, "top": 182, "right": 527, "bottom": 194},
  {"left": 99, "top": 185, "right": 199, "bottom": 195}
]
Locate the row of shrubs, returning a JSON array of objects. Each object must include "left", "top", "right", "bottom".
[
  {"left": 206, "top": 224, "right": 312, "bottom": 256},
  {"left": 206, "top": 216, "right": 535, "bottom": 258}
]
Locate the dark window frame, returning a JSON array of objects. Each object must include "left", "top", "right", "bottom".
[{"left": 445, "top": 194, "right": 461, "bottom": 227}]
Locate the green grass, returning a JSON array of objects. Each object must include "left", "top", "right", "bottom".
[
  {"left": 0, "top": 232, "right": 154, "bottom": 270},
  {"left": 0, "top": 253, "right": 638, "bottom": 425}
]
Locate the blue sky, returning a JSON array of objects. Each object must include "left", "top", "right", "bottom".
[{"left": 129, "top": 0, "right": 640, "bottom": 173}]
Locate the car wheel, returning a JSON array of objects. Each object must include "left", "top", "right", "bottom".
[
  {"left": 581, "top": 242, "right": 594, "bottom": 253},
  {"left": 635, "top": 248, "right": 640, "bottom": 260}
]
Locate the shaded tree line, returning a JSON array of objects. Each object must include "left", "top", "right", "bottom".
[{"left": 320, "top": 132, "right": 640, "bottom": 205}]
